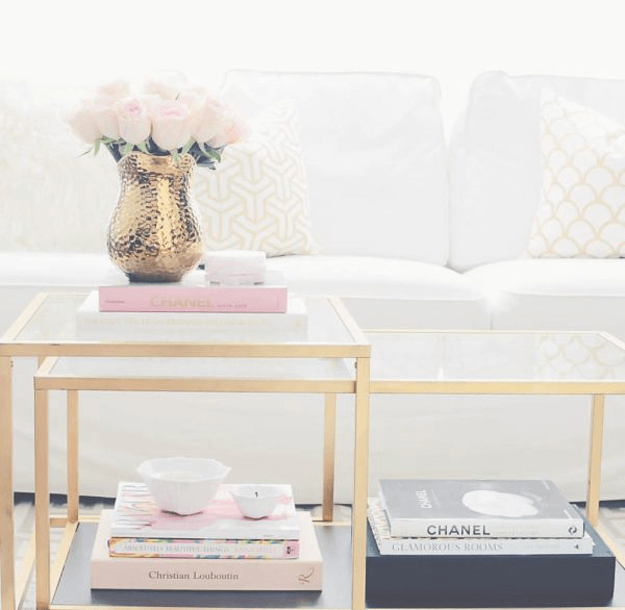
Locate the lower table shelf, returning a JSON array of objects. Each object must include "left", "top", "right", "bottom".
[{"left": 50, "top": 518, "right": 625, "bottom": 609}]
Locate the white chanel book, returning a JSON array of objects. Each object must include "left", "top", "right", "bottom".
[
  {"left": 75, "top": 291, "right": 308, "bottom": 342},
  {"left": 368, "top": 498, "right": 593, "bottom": 555}
]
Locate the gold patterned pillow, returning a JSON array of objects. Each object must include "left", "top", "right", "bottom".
[
  {"left": 192, "top": 101, "right": 318, "bottom": 257},
  {"left": 527, "top": 92, "right": 625, "bottom": 258}
]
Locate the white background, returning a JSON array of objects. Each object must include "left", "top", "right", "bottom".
[{"left": 1, "top": 0, "right": 623, "bottom": 126}]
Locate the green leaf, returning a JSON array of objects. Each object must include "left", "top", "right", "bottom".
[
  {"left": 197, "top": 142, "right": 221, "bottom": 163},
  {"left": 94, "top": 140, "right": 101, "bottom": 156},
  {"left": 122, "top": 142, "right": 134, "bottom": 155},
  {"left": 172, "top": 150, "right": 180, "bottom": 165},
  {"left": 137, "top": 141, "right": 149, "bottom": 154},
  {"left": 181, "top": 138, "right": 194, "bottom": 156}
]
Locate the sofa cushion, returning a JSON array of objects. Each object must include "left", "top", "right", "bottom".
[
  {"left": 0, "top": 78, "right": 118, "bottom": 253},
  {"left": 0, "top": 252, "right": 112, "bottom": 287},
  {"left": 450, "top": 71, "right": 625, "bottom": 270},
  {"left": 0, "top": 252, "right": 491, "bottom": 334},
  {"left": 466, "top": 259, "right": 625, "bottom": 339},
  {"left": 221, "top": 70, "right": 448, "bottom": 264},
  {"left": 267, "top": 255, "right": 490, "bottom": 329}
]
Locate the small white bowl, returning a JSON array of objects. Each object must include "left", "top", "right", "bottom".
[
  {"left": 230, "top": 484, "right": 283, "bottom": 519},
  {"left": 137, "top": 457, "right": 230, "bottom": 515}
]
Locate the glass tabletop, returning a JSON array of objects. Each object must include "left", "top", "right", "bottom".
[
  {"left": 1, "top": 293, "right": 368, "bottom": 357},
  {"left": 367, "top": 331, "right": 625, "bottom": 385},
  {"left": 43, "top": 355, "right": 355, "bottom": 381}
]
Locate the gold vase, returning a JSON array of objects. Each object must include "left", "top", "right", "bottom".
[{"left": 107, "top": 152, "right": 204, "bottom": 283}]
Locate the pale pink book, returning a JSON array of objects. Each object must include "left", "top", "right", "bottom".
[
  {"left": 99, "top": 270, "right": 287, "bottom": 313},
  {"left": 91, "top": 510, "right": 322, "bottom": 591}
]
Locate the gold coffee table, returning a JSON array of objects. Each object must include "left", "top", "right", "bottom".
[
  {"left": 0, "top": 292, "right": 371, "bottom": 610},
  {"left": 5, "top": 293, "right": 625, "bottom": 610},
  {"left": 366, "top": 330, "right": 625, "bottom": 550}
]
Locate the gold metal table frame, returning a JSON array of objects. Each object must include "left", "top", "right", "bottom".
[
  {"left": 0, "top": 293, "right": 371, "bottom": 610},
  {"left": 3, "top": 293, "right": 625, "bottom": 610},
  {"left": 363, "top": 329, "right": 625, "bottom": 570}
]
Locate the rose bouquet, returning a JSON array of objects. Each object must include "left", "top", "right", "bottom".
[{"left": 67, "top": 72, "right": 247, "bottom": 168}]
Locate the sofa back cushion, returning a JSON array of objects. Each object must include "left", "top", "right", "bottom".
[
  {"left": 0, "top": 78, "right": 118, "bottom": 253},
  {"left": 221, "top": 70, "right": 448, "bottom": 264},
  {"left": 449, "top": 71, "right": 625, "bottom": 270}
]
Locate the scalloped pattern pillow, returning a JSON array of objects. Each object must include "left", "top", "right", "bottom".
[
  {"left": 192, "top": 101, "right": 318, "bottom": 257},
  {"left": 527, "top": 93, "right": 625, "bottom": 258}
]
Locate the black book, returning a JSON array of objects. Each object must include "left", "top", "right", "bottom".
[{"left": 366, "top": 510, "right": 615, "bottom": 607}]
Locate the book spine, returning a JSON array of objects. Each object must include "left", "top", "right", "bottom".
[
  {"left": 108, "top": 537, "right": 300, "bottom": 559},
  {"left": 110, "top": 528, "right": 301, "bottom": 541},
  {"left": 371, "top": 529, "right": 593, "bottom": 555},
  {"left": 76, "top": 313, "right": 307, "bottom": 342},
  {"left": 368, "top": 505, "right": 592, "bottom": 555},
  {"left": 389, "top": 517, "right": 585, "bottom": 539},
  {"left": 91, "top": 556, "right": 322, "bottom": 590},
  {"left": 99, "top": 286, "right": 287, "bottom": 313},
  {"left": 365, "top": 553, "right": 615, "bottom": 605}
]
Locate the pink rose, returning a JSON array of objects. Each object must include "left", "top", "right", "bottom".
[
  {"left": 93, "top": 100, "right": 120, "bottom": 139},
  {"left": 178, "top": 90, "right": 205, "bottom": 129},
  {"left": 150, "top": 100, "right": 192, "bottom": 151},
  {"left": 116, "top": 98, "right": 151, "bottom": 145},
  {"left": 96, "top": 79, "right": 132, "bottom": 100},
  {"left": 207, "top": 112, "right": 248, "bottom": 148},
  {"left": 67, "top": 101, "right": 101, "bottom": 144},
  {"left": 192, "top": 97, "right": 229, "bottom": 143},
  {"left": 143, "top": 71, "right": 188, "bottom": 101},
  {"left": 179, "top": 85, "right": 209, "bottom": 103}
]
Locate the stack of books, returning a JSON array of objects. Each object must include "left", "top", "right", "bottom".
[
  {"left": 366, "top": 479, "right": 615, "bottom": 606},
  {"left": 91, "top": 482, "right": 323, "bottom": 591},
  {"left": 76, "top": 267, "right": 308, "bottom": 342}
]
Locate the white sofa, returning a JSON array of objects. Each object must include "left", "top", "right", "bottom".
[{"left": 2, "top": 70, "right": 625, "bottom": 503}]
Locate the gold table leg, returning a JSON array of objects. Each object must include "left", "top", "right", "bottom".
[
  {"left": 322, "top": 393, "right": 337, "bottom": 522},
  {"left": 67, "top": 391, "right": 79, "bottom": 524},
  {"left": 352, "top": 357, "right": 370, "bottom": 610},
  {"left": 0, "top": 356, "right": 15, "bottom": 610},
  {"left": 586, "top": 394, "right": 605, "bottom": 527},
  {"left": 35, "top": 388, "right": 50, "bottom": 610}
]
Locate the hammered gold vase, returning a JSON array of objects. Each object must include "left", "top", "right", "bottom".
[{"left": 107, "top": 152, "right": 204, "bottom": 283}]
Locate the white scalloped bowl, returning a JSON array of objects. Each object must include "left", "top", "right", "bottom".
[{"left": 137, "top": 457, "right": 231, "bottom": 515}]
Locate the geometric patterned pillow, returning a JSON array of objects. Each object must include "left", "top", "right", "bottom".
[
  {"left": 527, "top": 92, "right": 625, "bottom": 258},
  {"left": 193, "top": 101, "right": 319, "bottom": 256}
]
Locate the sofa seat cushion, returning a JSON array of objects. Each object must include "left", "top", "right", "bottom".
[
  {"left": 466, "top": 259, "right": 625, "bottom": 338},
  {"left": 267, "top": 255, "right": 490, "bottom": 329},
  {"left": 0, "top": 252, "right": 491, "bottom": 334},
  {"left": 0, "top": 252, "right": 112, "bottom": 287}
]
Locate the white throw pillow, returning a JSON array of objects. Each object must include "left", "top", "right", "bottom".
[
  {"left": 193, "top": 101, "right": 318, "bottom": 257},
  {"left": 527, "top": 92, "right": 625, "bottom": 258}
]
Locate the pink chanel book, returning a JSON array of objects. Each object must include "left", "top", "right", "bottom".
[
  {"left": 99, "top": 270, "right": 287, "bottom": 313},
  {"left": 111, "top": 482, "right": 300, "bottom": 540},
  {"left": 91, "top": 510, "right": 322, "bottom": 591}
]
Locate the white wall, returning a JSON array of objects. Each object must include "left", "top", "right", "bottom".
[{"left": 2, "top": 0, "right": 624, "bottom": 127}]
